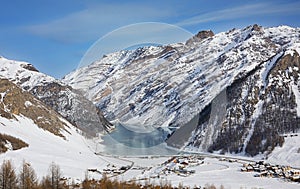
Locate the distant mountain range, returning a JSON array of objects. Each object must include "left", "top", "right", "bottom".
[{"left": 0, "top": 24, "right": 299, "bottom": 167}]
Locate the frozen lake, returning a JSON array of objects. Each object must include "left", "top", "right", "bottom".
[{"left": 101, "top": 123, "right": 178, "bottom": 156}]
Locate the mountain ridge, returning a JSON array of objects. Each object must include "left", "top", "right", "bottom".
[
  {"left": 0, "top": 57, "right": 113, "bottom": 136},
  {"left": 0, "top": 77, "right": 106, "bottom": 179},
  {"left": 0, "top": 78, "right": 68, "bottom": 137},
  {"left": 64, "top": 24, "right": 300, "bottom": 156}
]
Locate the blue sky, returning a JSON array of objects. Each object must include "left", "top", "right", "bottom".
[{"left": 1, "top": 0, "right": 300, "bottom": 78}]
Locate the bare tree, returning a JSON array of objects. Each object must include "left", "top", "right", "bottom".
[
  {"left": 19, "top": 160, "right": 37, "bottom": 189},
  {"left": 39, "top": 176, "right": 52, "bottom": 189},
  {"left": 0, "top": 160, "right": 17, "bottom": 189},
  {"left": 48, "top": 162, "right": 62, "bottom": 189}
]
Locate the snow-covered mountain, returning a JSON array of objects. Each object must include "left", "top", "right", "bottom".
[
  {"left": 64, "top": 25, "right": 300, "bottom": 156},
  {"left": 0, "top": 79, "right": 67, "bottom": 137},
  {"left": 0, "top": 78, "right": 105, "bottom": 178},
  {"left": 0, "top": 57, "right": 113, "bottom": 136}
]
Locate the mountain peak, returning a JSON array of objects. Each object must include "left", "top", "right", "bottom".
[
  {"left": 20, "top": 63, "right": 39, "bottom": 72},
  {"left": 185, "top": 30, "right": 214, "bottom": 45},
  {"left": 195, "top": 30, "right": 214, "bottom": 39},
  {"left": 251, "top": 24, "right": 262, "bottom": 32}
]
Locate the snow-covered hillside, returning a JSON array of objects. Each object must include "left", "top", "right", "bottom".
[
  {"left": 268, "top": 133, "right": 300, "bottom": 168},
  {"left": 0, "top": 57, "right": 113, "bottom": 136},
  {"left": 0, "top": 79, "right": 126, "bottom": 179},
  {"left": 0, "top": 115, "right": 102, "bottom": 179},
  {"left": 64, "top": 25, "right": 300, "bottom": 156},
  {"left": 0, "top": 56, "right": 57, "bottom": 90}
]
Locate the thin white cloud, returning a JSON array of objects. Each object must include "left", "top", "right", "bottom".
[
  {"left": 25, "top": 1, "right": 300, "bottom": 44},
  {"left": 25, "top": 3, "right": 174, "bottom": 43},
  {"left": 177, "top": 2, "right": 300, "bottom": 27}
]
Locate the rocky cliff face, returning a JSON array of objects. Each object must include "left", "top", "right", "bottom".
[
  {"left": 0, "top": 79, "right": 68, "bottom": 137},
  {"left": 184, "top": 50, "right": 300, "bottom": 156},
  {"left": 30, "top": 82, "right": 112, "bottom": 136},
  {"left": 0, "top": 57, "right": 112, "bottom": 136},
  {"left": 64, "top": 24, "right": 300, "bottom": 156}
]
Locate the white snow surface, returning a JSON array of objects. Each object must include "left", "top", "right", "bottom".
[
  {"left": 261, "top": 52, "right": 284, "bottom": 87},
  {"left": 291, "top": 84, "right": 300, "bottom": 117},
  {"left": 0, "top": 115, "right": 127, "bottom": 180},
  {"left": 0, "top": 56, "right": 59, "bottom": 90},
  {"left": 284, "top": 41, "right": 300, "bottom": 57},
  {"left": 241, "top": 100, "right": 264, "bottom": 154},
  {"left": 24, "top": 101, "right": 33, "bottom": 108},
  {"left": 118, "top": 156, "right": 300, "bottom": 189},
  {"left": 268, "top": 133, "right": 300, "bottom": 168}
]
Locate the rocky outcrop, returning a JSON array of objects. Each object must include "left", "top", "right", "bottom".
[
  {"left": 195, "top": 30, "right": 214, "bottom": 39},
  {"left": 0, "top": 133, "right": 28, "bottom": 153},
  {"left": 0, "top": 79, "right": 68, "bottom": 137},
  {"left": 186, "top": 30, "right": 214, "bottom": 45},
  {"left": 20, "top": 63, "right": 39, "bottom": 72},
  {"left": 30, "top": 82, "right": 112, "bottom": 136}
]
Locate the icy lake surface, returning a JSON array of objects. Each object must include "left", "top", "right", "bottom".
[{"left": 101, "top": 123, "right": 179, "bottom": 156}]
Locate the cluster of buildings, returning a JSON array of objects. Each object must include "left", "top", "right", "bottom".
[
  {"left": 100, "top": 164, "right": 131, "bottom": 176},
  {"left": 157, "top": 156, "right": 204, "bottom": 177},
  {"left": 241, "top": 161, "right": 300, "bottom": 182}
]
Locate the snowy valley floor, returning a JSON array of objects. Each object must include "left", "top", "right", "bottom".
[
  {"left": 100, "top": 155, "right": 299, "bottom": 189},
  {"left": 1, "top": 115, "right": 299, "bottom": 188}
]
